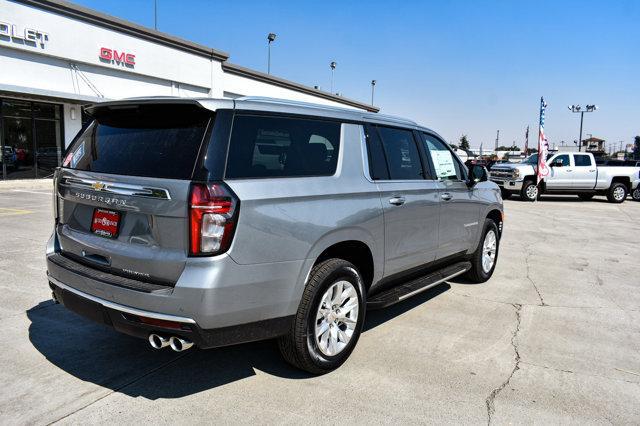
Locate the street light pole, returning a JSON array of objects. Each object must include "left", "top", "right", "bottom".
[
  {"left": 568, "top": 104, "right": 598, "bottom": 152},
  {"left": 267, "top": 33, "right": 276, "bottom": 74},
  {"left": 370, "top": 80, "right": 376, "bottom": 105},
  {"left": 330, "top": 61, "right": 337, "bottom": 93},
  {"left": 578, "top": 111, "right": 584, "bottom": 152}
]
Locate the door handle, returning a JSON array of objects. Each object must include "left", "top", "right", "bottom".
[
  {"left": 441, "top": 192, "right": 453, "bottom": 201},
  {"left": 566, "top": 169, "right": 573, "bottom": 172},
  {"left": 388, "top": 196, "right": 405, "bottom": 206},
  {"left": 589, "top": 169, "right": 596, "bottom": 172}
]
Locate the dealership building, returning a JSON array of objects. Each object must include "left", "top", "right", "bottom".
[{"left": 0, "top": 0, "right": 378, "bottom": 180}]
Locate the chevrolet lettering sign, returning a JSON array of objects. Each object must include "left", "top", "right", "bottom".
[{"left": 0, "top": 21, "right": 49, "bottom": 48}]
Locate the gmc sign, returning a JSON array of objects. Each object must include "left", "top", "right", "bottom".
[{"left": 99, "top": 47, "right": 135, "bottom": 67}]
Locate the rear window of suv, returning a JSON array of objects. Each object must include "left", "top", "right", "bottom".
[
  {"left": 225, "top": 114, "right": 341, "bottom": 179},
  {"left": 63, "top": 104, "right": 211, "bottom": 180}
]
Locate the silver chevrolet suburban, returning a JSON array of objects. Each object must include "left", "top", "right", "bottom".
[{"left": 47, "top": 97, "right": 503, "bottom": 373}]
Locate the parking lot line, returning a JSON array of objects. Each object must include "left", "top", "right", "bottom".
[{"left": 0, "top": 207, "right": 34, "bottom": 216}]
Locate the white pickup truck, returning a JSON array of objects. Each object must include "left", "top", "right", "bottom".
[{"left": 490, "top": 152, "right": 640, "bottom": 203}]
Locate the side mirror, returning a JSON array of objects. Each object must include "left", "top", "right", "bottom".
[
  {"left": 467, "top": 165, "right": 488, "bottom": 187},
  {"left": 551, "top": 161, "right": 563, "bottom": 168}
]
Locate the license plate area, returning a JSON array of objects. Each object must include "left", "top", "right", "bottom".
[{"left": 91, "top": 208, "right": 121, "bottom": 238}]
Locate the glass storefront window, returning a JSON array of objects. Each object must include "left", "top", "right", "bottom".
[
  {"left": 33, "top": 102, "right": 61, "bottom": 120},
  {"left": 1, "top": 99, "right": 63, "bottom": 179},
  {"left": 2, "top": 99, "right": 32, "bottom": 118}
]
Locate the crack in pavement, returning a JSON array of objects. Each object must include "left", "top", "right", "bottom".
[
  {"left": 485, "top": 303, "right": 522, "bottom": 425},
  {"left": 524, "top": 247, "right": 546, "bottom": 307},
  {"left": 449, "top": 291, "right": 635, "bottom": 311}
]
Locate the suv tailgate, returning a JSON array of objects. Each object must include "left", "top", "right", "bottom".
[{"left": 54, "top": 103, "right": 212, "bottom": 286}]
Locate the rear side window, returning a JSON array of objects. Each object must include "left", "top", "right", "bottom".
[
  {"left": 64, "top": 104, "right": 211, "bottom": 179},
  {"left": 573, "top": 154, "right": 593, "bottom": 167},
  {"left": 225, "top": 115, "right": 341, "bottom": 178},
  {"left": 364, "top": 124, "right": 390, "bottom": 180},
  {"left": 376, "top": 126, "right": 423, "bottom": 180}
]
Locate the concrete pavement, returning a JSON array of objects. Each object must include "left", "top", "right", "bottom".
[{"left": 0, "top": 187, "right": 638, "bottom": 424}]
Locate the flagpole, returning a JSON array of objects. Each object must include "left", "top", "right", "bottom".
[
  {"left": 535, "top": 97, "right": 549, "bottom": 204},
  {"left": 535, "top": 98, "right": 543, "bottom": 203}
]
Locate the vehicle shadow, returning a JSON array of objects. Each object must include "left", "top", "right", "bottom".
[
  {"left": 447, "top": 276, "right": 480, "bottom": 285},
  {"left": 508, "top": 196, "right": 610, "bottom": 203},
  {"left": 27, "top": 284, "right": 450, "bottom": 399}
]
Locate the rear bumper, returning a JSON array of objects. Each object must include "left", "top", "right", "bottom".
[
  {"left": 49, "top": 279, "right": 293, "bottom": 349},
  {"left": 490, "top": 178, "right": 523, "bottom": 191},
  {"left": 46, "top": 230, "right": 307, "bottom": 347}
]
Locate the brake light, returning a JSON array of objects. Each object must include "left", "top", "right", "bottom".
[
  {"left": 189, "top": 183, "right": 238, "bottom": 256},
  {"left": 52, "top": 169, "right": 59, "bottom": 221}
]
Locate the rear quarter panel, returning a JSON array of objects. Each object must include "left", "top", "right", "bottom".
[
  {"left": 594, "top": 166, "right": 640, "bottom": 190},
  {"left": 224, "top": 123, "right": 384, "bottom": 278},
  {"left": 470, "top": 181, "right": 503, "bottom": 252}
]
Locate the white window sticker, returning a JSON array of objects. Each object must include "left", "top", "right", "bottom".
[
  {"left": 70, "top": 141, "right": 85, "bottom": 168},
  {"left": 431, "top": 150, "right": 456, "bottom": 178}
]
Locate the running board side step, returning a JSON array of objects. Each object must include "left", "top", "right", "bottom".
[{"left": 366, "top": 261, "right": 471, "bottom": 310}]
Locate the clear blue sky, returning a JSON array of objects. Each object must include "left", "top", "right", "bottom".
[{"left": 73, "top": 0, "right": 639, "bottom": 151}]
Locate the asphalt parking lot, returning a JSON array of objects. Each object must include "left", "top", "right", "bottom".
[{"left": 0, "top": 181, "right": 638, "bottom": 424}]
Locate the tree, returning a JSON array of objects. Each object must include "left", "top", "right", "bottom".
[
  {"left": 496, "top": 145, "right": 520, "bottom": 151},
  {"left": 634, "top": 136, "right": 640, "bottom": 160},
  {"left": 459, "top": 134, "right": 470, "bottom": 150}
]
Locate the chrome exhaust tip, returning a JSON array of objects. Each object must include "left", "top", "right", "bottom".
[
  {"left": 169, "top": 336, "right": 193, "bottom": 352},
  {"left": 148, "top": 334, "right": 170, "bottom": 349}
]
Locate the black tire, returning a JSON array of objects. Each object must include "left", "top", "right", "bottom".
[
  {"left": 606, "top": 182, "right": 627, "bottom": 203},
  {"left": 578, "top": 193, "right": 594, "bottom": 201},
  {"left": 632, "top": 187, "right": 640, "bottom": 201},
  {"left": 520, "top": 180, "right": 539, "bottom": 202},
  {"left": 500, "top": 188, "right": 512, "bottom": 200},
  {"left": 464, "top": 219, "right": 500, "bottom": 283},
  {"left": 278, "top": 258, "right": 366, "bottom": 374}
]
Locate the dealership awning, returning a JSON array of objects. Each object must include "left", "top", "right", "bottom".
[{"left": 0, "top": 83, "right": 106, "bottom": 104}]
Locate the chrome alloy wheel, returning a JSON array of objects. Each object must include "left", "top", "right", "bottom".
[
  {"left": 526, "top": 184, "right": 538, "bottom": 200},
  {"left": 613, "top": 186, "right": 626, "bottom": 201},
  {"left": 482, "top": 230, "right": 497, "bottom": 273},
  {"left": 315, "top": 280, "right": 359, "bottom": 356}
]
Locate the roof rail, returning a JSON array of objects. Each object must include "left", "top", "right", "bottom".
[
  {"left": 236, "top": 96, "right": 357, "bottom": 112},
  {"left": 236, "top": 96, "right": 416, "bottom": 126}
]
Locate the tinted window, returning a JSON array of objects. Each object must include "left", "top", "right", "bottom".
[
  {"left": 573, "top": 154, "right": 592, "bottom": 167},
  {"left": 64, "top": 104, "right": 211, "bottom": 179},
  {"left": 364, "top": 124, "right": 389, "bottom": 180},
  {"left": 552, "top": 154, "right": 570, "bottom": 166},
  {"left": 421, "top": 133, "right": 465, "bottom": 180},
  {"left": 225, "top": 115, "right": 340, "bottom": 178},
  {"left": 376, "top": 126, "right": 423, "bottom": 180}
]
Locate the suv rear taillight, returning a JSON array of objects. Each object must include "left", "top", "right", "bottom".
[
  {"left": 189, "top": 183, "right": 238, "bottom": 256},
  {"left": 52, "top": 168, "right": 60, "bottom": 221}
]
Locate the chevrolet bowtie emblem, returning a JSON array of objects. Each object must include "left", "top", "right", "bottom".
[{"left": 91, "top": 182, "right": 106, "bottom": 191}]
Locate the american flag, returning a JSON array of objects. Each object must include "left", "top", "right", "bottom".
[{"left": 537, "top": 97, "right": 550, "bottom": 183}]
